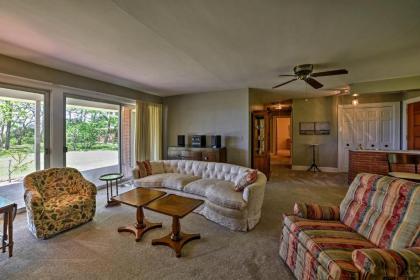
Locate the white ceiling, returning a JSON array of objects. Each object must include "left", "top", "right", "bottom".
[{"left": 0, "top": 0, "right": 420, "bottom": 96}]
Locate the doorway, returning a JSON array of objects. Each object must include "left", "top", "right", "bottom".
[
  {"left": 270, "top": 116, "right": 292, "bottom": 167},
  {"left": 268, "top": 103, "right": 292, "bottom": 170}
]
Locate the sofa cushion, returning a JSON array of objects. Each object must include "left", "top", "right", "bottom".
[
  {"left": 184, "top": 178, "right": 222, "bottom": 197},
  {"left": 340, "top": 173, "right": 420, "bottom": 249},
  {"left": 283, "top": 215, "right": 376, "bottom": 279},
  {"left": 205, "top": 181, "right": 247, "bottom": 210},
  {"left": 162, "top": 160, "right": 250, "bottom": 183},
  {"left": 134, "top": 173, "right": 176, "bottom": 188},
  {"left": 161, "top": 173, "right": 201, "bottom": 190}
]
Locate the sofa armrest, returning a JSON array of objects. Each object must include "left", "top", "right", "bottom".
[
  {"left": 293, "top": 202, "right": 340, "bottom": 220},
  {"left": 243, "top": 171, "right": 267, "bottom": 216},
  {"left": 352, "top": 247, "right": 420, "bottom": 278}
]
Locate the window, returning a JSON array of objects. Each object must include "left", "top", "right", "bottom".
[
  {"left": 0, "top": 85, "right": 49, "bottom": 208},
  {"left": 65, "top": 96, "right": 120, "bottom": 185}
]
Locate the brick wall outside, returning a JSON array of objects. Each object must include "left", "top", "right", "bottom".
[{"left": 348, "top": 151, "right": 416, "bottom": 183}]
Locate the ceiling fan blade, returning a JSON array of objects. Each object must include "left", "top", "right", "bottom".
[
  {"left": 311, "top": 69, "right": 348, "bottom": 77},
  {"left": 305, "top": 77, "right": 323, "bottom": 89},
  {"left": 278, "top": 74, "right": 296, "bottom": 77},
  {"left": 272, "top": 78, "right": 297, "bottom": 89}
]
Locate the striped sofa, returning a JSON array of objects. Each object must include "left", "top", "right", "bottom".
[{"left": 279, "top": 173, "right": 420, "bottom": 280}]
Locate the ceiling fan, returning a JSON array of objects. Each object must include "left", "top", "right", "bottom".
[{"left": 273, "top": 64, "right": 348, "bottom": 89}]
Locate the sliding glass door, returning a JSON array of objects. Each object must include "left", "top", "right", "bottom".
[
  {"left": 64, "top": 96, "right": 121, "bottom": 185},
  {"left": 0, "top": 85, "right": 49, "bottom": 208}
]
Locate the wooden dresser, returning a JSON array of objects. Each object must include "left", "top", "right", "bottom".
[{"left": 167, "top": 146, "right": 227, "bottom": 162}]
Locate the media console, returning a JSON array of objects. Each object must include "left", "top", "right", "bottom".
[{"left": 167, "top": 146, "right": 227, "bottom": 163}]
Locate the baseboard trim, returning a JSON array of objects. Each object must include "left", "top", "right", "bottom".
[{"left": 291, "top": 165, "right": 339, "bottom": 173}]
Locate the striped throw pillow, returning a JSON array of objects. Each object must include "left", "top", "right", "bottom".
[{"left": 293, "top": 202, "right": 340, "bottom": 220}]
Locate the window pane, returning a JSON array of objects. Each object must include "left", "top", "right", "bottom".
[
  {"left": 0, "top": 87, "right": 46, "bottom": 208},
  {"left": 65, "top": 97, "right": 120, "bottom": 185}
]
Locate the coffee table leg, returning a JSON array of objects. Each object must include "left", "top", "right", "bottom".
[
  {"left": 152, "top": 216, "right": 200, "bottom": 258},
  {"left": 118, "top": 207, "right": 162, "bottom": 241}
]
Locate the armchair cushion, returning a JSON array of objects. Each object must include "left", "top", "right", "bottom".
[
  {"left": 340, "top": 173, "right": 419, "bottom": 249},
  {"left": 352, "top": 247, "right": 420, "bottom": 278},
  {"left": 281, "top": 215, "right": 376, "bottom": 280},
  {"left": 44, "top": 195, "right": 94, "bottom": 221},
  {"left": 293, "top": 202, "right": 340, "bottom": 220}
]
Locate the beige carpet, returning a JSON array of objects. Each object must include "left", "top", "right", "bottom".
[{"left": 0, "top": 167, "right": 348, "bottom": 280}]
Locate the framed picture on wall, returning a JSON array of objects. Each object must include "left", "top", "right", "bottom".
[
  {"left": 315, "top": 122, "right": 330, "bottom": 135},
  {"left": 299, "top": 122, "right": 315, "bottom": 135}
]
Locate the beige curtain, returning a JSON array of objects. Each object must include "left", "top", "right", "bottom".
[{"left": 135, "top": 101, "right": 162, "bottom": 161}]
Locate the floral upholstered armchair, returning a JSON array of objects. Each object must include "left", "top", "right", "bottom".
[{"left": 23, "top": 168, "right": 97, "bottom": 239}]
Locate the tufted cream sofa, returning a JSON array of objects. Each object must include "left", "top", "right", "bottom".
[{"left": 132, "top": 160, "right": 267, "bottom": 231}]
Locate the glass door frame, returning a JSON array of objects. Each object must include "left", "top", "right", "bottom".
[
  {"left": 62, "top": 93, "right": 122, "bottom": 173},
  {"left": 0, "top": 82, "right": 51, "bottom": 170}
]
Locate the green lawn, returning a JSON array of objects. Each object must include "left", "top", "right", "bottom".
[{"left": 0, "top": 144, "right": 118, "bottom": 184}]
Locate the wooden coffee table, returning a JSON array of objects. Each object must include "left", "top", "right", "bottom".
[
  {"left": 112, "top": 188, "right": 166, "bottom": 241},
  {"left": 145, "top": 194, "right": 204, "bottom": 257}
]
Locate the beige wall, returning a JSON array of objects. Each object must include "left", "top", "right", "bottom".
[
  {"left": 163, "top": 89, "right": 250, "bottom": 167},
  {"left": 0, "top": 54, "right": 161, "bottom": 103},
  {"left": 276, "top": 117, "right": 290, "bottom": 150},
  {"left": 292, "top": 97, "right": 338, "bottom": 168},
  {"left": 339, "top": 92, "right": 403, "bottom": 105}
]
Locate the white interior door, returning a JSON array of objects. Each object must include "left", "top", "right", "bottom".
[
  {"left": 380, "top": 107, "right": 393, "bottom": 150},
  {"left": 338, "top": 103, "right": 399, "bottom": 172},
  {"left": 340, "top": 108, "right": 355, "bottom": 172}
]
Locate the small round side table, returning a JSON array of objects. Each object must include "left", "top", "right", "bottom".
[{"left": 99, "top": 173, "right": 124, "bottom": 207}]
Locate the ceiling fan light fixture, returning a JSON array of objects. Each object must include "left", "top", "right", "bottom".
[{"left": 273, "top": 64, "right": 348, "bottom": 90}]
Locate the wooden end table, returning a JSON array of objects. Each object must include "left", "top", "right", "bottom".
[
  {"left": 145, "top": 194, "right": 204, "bottom": 258},
  {"left": 111, "top": 188, "right": 166, "bottom": 241},
  {"left": 99, "top": 173, "right": 123, "bottom": 207},
  {"left": 0, "top": 196, "right": 17, "bottom": 258}
]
